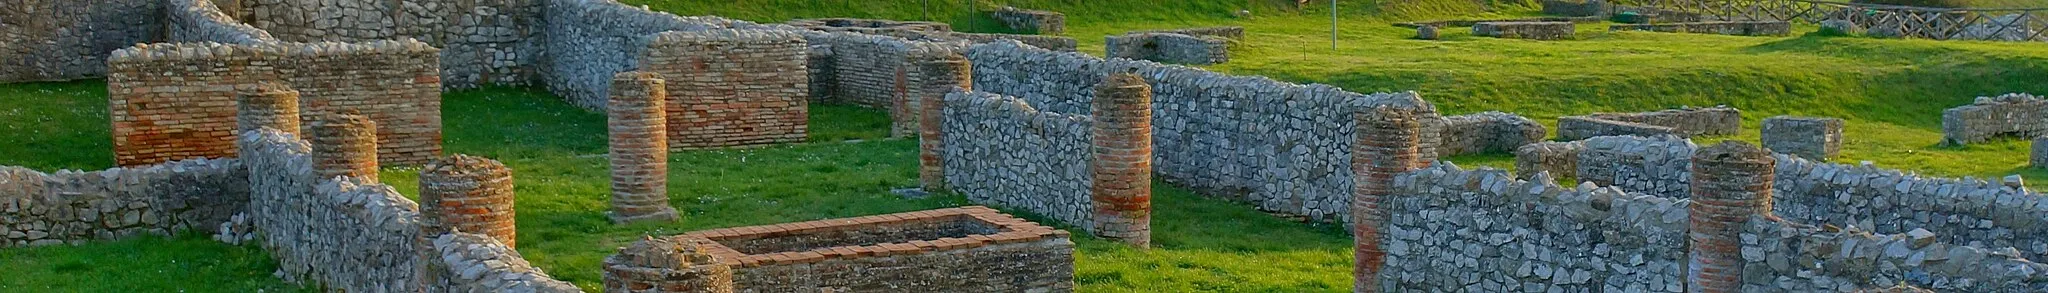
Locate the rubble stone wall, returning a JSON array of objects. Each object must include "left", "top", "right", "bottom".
[
  {"left": 640, "top": 29, "right": 810, "bottom": 149},
  {"left": 1941, "top": 93, "right": 2048, "bottom": 145},
  {"left": 0, "top": 0, "right": 163, "bottom": 82},
  {"left": 223, "top": 0, "right": 546, "bottom": 87},
  {"left": 0, "top": 159, "right": 248, "bottom": 248},
  {"left": 1556, "top": 116, "right": 1678, "bottom": 141},
  {"left": 1473, "top": 21, "right": 1577, "bottom": 40},
  {"left": 1515, "top": 141, "right": 1583, "bottom": 180},
  {"left": 1378, "top": 164, "right": 1692, "bottom": 292},
  {"left": 949, "top": 33, "right": 1078, "bottom": 52},
  {"left": 965, "top": 40, "right": 1440, "bottom": 224},
  {"left": 1771, "top": 153, "right": 2048, "bottom": 263},
  {"left": 168, "top": 0, "right": 277, "bottom": 44},
  {"left": 991, "top": 7, "right": 1066, "bottom": 35},
  {"left": 1575, "top": 135, "right": 1696, "bottom": 198},
  {"left": 1557, "top": 106, "right": 1740, "bottom": 140},
  {"left": 106, "top": 41, "right": 444, "bottom": 167},
  {"left": 941, "top": 91, "right": 1094, "bottom": 228},
  {"left": 1439, "top": 111, "right": 1547, "bottom": 156},
  {"left": 428, "top": 232, "right": 581, "bottom": 292},
  {"left": 1132, "top": 27, "right": 1245, "bottom": 40},
  {"left": 1105, "top": 33, "right": 1230, "bottom": 65},
  {"left": 1760, "top": 116, "right": 1844, "bottom": 160},
  {"left": 541, "top": 0, "right": 753, "bottom": 108},
  {"left": 1742, "top": 218, "right": 2048, "bottom": 292}
]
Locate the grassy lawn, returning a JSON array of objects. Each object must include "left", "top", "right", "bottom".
[{"left": 8, "top": 0, "right": 2048, "bottom": 292}]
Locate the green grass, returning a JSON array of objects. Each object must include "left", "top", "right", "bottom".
[
  {"left": 0, "top": 233, "right": 310, "bottom": 292},
  {"left": 9, "top": 0, "right": 2048, "bottom": 291}
]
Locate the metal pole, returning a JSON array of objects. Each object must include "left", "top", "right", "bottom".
[{"left": 1330, "top": 0, "right": 1340, "bottom": 50}]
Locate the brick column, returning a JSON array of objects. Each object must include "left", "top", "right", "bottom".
[
  {"left": 420, "top": 154, "right": 519, "bottom": 248},
  {"left": 604, "top": 236, "right": 735, "bottom": 293},
  {"left": 1351, "top": 106, "right": 1423, "bottom": 293},
  {"left": 1089, "top": 72, "right": 1152, "bottom": 248},
  {"left": 1687, "top": 141, "right": 1775, "bottom": 293},
  {"left": 916, "top": 50, "right": 971, "bottom": 193},
  {"left": 610, "top": 71, "right": 681, "bottom": 224},
  {"left": 236, "top": 82, "right": 300, "bottom": 136},
  {"left": 313, "top": 111, "right": 378, "bottom": 182}
]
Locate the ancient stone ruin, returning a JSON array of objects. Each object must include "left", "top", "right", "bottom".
[
  {"left": 1438, "top": 111, "right": 1548, "bottom": 156},
  {"left": 608, "top": 71, "right": 682, "bottom": 224},
  {"left": 1106, "top": 27, "right": 1243, "bottom": 65},
  {"left": 1761, "top": 115, "right": 1846, "bottom": 160},
  {"left": 991, "top": 6, "right": 1067, "bottom": 35},
  {"left": 1556, "top": 105, "right": 1741, "bottom": 140},
  {"left": 1942, "top": 93, "right": 2048, "bottom": 145},
  {"left": 1473, "top": 21, "right": 1577, "bottom": 40},
  {"left": 1611, "top": 21, "right": 1793, "bottom": 36}
]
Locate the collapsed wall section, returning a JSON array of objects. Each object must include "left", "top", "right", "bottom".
[
  {"left": 965, "top": 40, "right": 1440, "bottom": 224},
  {"left": 0, "top": 0, "right": 164, "bottom": 82},
  {"left": 106, "top": 41, "right": 444, "bottom": 167},
  {"left": 1942, "top": 93, "right": 2048, "bottom": 145},
  {"left": 542, "top": 0, "right": 754, "bottom": 108},
  {"left": 640, "top": 30, "right": 809, "bottom": 149},
  {"left": 0, "top": 159, "right": 249, "bottom": 247},
  {"left": 941, "top": 91, "right": 1094, "bottom": 228},
  {"left": 1379, "top": 164, "right": 1691, "bottom": 292}
]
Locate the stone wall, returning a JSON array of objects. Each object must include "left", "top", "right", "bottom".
[
  {"left": 1473, "top": 22, "right": 1577, "bottom": 40},
  {"left": 786, "top": 18, "right": 952, "bottom": 40},
  {"left": 807, "top": 32, "right": 912, "bottom": 109},
  {"left": 1771, "top": 153, "right": 2048, "bottom": 263},
  {"left": 1543, "top": 0, "right": 1610, "bottom": 17},
  {"left": 1742, "top": 218, "right": 2048, "bottom": 292},
  {"left": 428, "top": 232, "right": 581, "bottom": 292},
  {"left": 639, "top": 29, "right": 809, "bottom": 149},
  {"left": 941, "top": 91, "right": 1094, "bottom": 228},
  {"left": 222, "top": 0, "right": 546, "bottom": 87},
  {"left": 1132, "top": 27, "right": 1246, "bottom": 40},
  {"left": 1575, "top": 135, "right": 1696, "bottom": 198},
  {"left": 1439, "top": 111, "right": 1547, "bottom": 156},
  {"left": 1106, "top": 33, "right": 1231, "bottom": 65},
  {"left": 0, "top": 0, "right": 163, "bottom": 83},
  {"left": 991, "top": 7, "right": 1065, "bottom": 35},
  {"left": 965, "top": 40, "right": 1441, "bottom": 224},
  {"left": 1376, "top": 163, "right": 1691, "bottom": 292},
  {"left": 1556, "top": 106, "right": 1741, "bottom": 141},
  {"left": 949, "top": 32, "right": 1078, "bottom": 52},
  {"left": 1941, "top": 93, "right": 2048, "bottom": 145},
  {"left": 1609, "top": 21, "right": 1792, "bottom": 36},
  {"left": 0, "top": 158, "right": 248, "bottom": 248},
  {"left": 106, "top": 41, "right": 444, "bottom": 167},
  {"left": 1515, "top": 141, "right": 1582, "bottom": 180},
  {"left": 541, "top": 0, "right": 753, "bottom": 108},
  {"left": 668, "top": 206, "right": 1074, "bottom": 292},
  {"left": 168, "top": 0, "right": 277, "bottom": 44},
  {"left": 1761, "top": 116, "right": 1844, "bottom": 160}
]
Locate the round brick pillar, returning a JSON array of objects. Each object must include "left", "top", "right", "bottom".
[
  {"left": 1351, "top": 106, "right": 1423, "bottom": 293},
  {"left": 604, "top": 236, "right": 734, "bottom": 293},
  {"left": 916, "top": 51, "right": 971, "bottom": 193},
  {"left": 610, "top": 71, "right": 680, "bottom": 224},
  {"left": 420, "top": 154, "right": 518, "bottom": 248},
  {"left": 313, "top": 111, "right": 378, "bottom": 182},
  {"left": 1089, "top": 71, "right": 1153, "bottom": 248},
  {"left": 1687, "top": 141, "right": 1775, "bottom": 293},
  {"left": 236, "top": 82, "right": 300, "bottom": 136}
]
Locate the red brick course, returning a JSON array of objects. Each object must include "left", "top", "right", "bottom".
[
  {"left": 1687, "top": 141, "right": 1776, "bottom": 293},
  {"left": 639, "top": 30, "right": 808, "bottom": 150},
  {"left": 420, "top": 154, "right": 518, "bottom": 248},
  {"left": 1089, "top": 72, "right": 1153, "bottom": 248},
  {"left": 1352, "top": 106, "right": 1425, "bottom": 293}
]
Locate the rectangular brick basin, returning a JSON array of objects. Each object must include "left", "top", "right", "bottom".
[{"left": 679, "top": 206, "right": 1075, "bottom": 292}]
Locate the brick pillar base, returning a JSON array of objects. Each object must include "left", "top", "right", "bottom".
[
  {"left": 1089, "top": 71, "right": 1153, "bottom": 248},
  {"left": 610, "top": 71, "right": 681, "bottom": 224},
  {"left": 1687, "top": 141, "right": 1775, "bottom": 293},
  {"left": 421, "top": 154, "right": 518, "bottom": 248},
  {"left": 604, "top": 236, "right": 735, "bottom": 293},
  {"left": 313, "top": 111, "right": 378, "bottom": 182},
  {"left": 1352, "top": 106, "right": 1423, "bottom": 293},
  {"left": 236, "top": 82, "right": 300, "bottom": 136},
  {"left": 916, "top": 49, "right": 971, "bottom": 193}
]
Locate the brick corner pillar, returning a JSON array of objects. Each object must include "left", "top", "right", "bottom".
[
  {"left": 1089, "top": 71, "right": 1153, "bottom": 248},
  {"left": 420, "top": 154, "right": 518, "bottom": 248},
  {"left": 1351, "top": 106, "right": 1424, "bottom": 293},
  {"left": 236, "top": 82, "right": 301, "bottom": 136},
  {"left": 916, "top": 51, "right": 971, "bottom": 193},
  {"left": 610, "top": 71, "right": 681, "bottom": 224},
  {"left": 604, "top": 236, "right": 735, "bottom": 293},
  {"left": 313, "top": 111, "right": 378, "bottom": 182},
  {"left": 1687, "top": 141, "right": 1776, "bottom": 293}
]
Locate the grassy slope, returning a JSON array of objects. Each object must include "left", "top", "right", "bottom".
[{"left": 8, "top": 0, "right": 2048, "bottom": 292}]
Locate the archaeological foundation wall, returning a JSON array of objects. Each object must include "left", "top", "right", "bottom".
[
  {"left": 168, "top": 0, "right": 278, "bottom": 44},
  {"left": 941, "top": 91, "right": 1095, "bottom": 228},
  {"left": 1105, "top": 33, "right": 1231, "bottom": 65},
  {"left": 1438, "top": 111, "right": 1547, "bottom": 156},
  {"left": 965, "top": 40, "right": 1440, "bottom": 224},
  {"left": 218, "top": 0, "right": 547, "bottom": 87},
  {"left": 0, "top": 158, "right": 248, "bottom": 248},
  {"left": 0, "top": 0, "right": 164, "bottom": 82},
  {"left": 541, "top": 0, "right": 760, "bottom": 108},
  {"left": 1556, "top": 106, "right": 1741, "bottom": 141},
  {"left": 639, "top": 30, "right": 810, "bottom": 149},
  {"left": 991, "top": 7, "right": 1066, "bottom": 35},
  {"left": 1942, "top": 93, "right": 2048, "bottom": 145},
  {"left": 105, "top": 41, "right": 443, "bottom": 167},
  {"left": 655, "top": 206, "right": 1075, "bottom": 292}
]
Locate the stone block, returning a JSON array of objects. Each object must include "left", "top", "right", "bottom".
[
  {"left": 1472, "top": 21, "right": 1576, "bottom": 40},
  {"left": 1761, "top": 116, "right": 1844, "bottom": 160}
]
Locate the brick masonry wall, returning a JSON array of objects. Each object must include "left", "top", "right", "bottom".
[
  {"left": 670, "top": 206, "right": 1075, "bottom": 292},
  {"left": 236, "top": 82, "right": 301, "bottom": 136},
  {"left": 106, "top": 40, "right": 444, "bottom": 167},
  {"left": 1350, "top": 106, "right": 1422, "bottom": 292},
  {"left": 941, "top": 91, "right": 1094, "bottom": 228},
  {"left": 639, "top": 29, "right": 809, "bottom": 149},
  {"left": 965, "top": 40, "right": 1441, "bottom": 225},
  {"left": 1439, "top": 111, "right": 1547, "bottom": 156},
  {"left": 808, "top": 32, "right": 910, "bottom": 109},
  {"left": 1379, "top": 163, "right": 1691, "bottom": 292},
  {"left": 1473, "top": 21, "right": 1577, "bottom": 40},
  {"left": 419, "top": 154, "right": 518, "bottom": 248},
  {"left": 915, "top": 51, "right": 971, "bottom": 193},
  {"left": 1941, "top": 93, "right": 2048, "bottom": 145},
  {"left": 608, "top": 71, "right": 680, "bottom": 224},
  {"left": 542, "top": 0, "right": 756, "bottom": 108},
  {"left": 0, "top": 158, "right": 249, "bottom": 248},
  {"left": 312, "top": 112, "right": 380, "bottom": 182},
  {"left": 1687, "top": 142, "right": 1775, "bottom": 293},
  {"left": 991, "top": 7, "right": 1066, "bottom": 35},
  {"left": 0, "top": 0, "right": 162, "bottom": 83},
  {"left": 1760, "top": 116, "right": 1844, "bottom": 160}
]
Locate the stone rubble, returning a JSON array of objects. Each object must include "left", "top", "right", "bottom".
[
  {"left": 1941, "top": 93, "right": 2048, "bottom": 145},
  {"left": 1438, "top": 111, "right": 1547, "bottom": 156},
  {"left": 1761, "top": 115, "right": 1846, "bottom": 161}
]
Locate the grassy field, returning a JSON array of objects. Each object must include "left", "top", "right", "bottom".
[{"left": 8, "top": 0, "right": 2048, "bottom": 292}]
